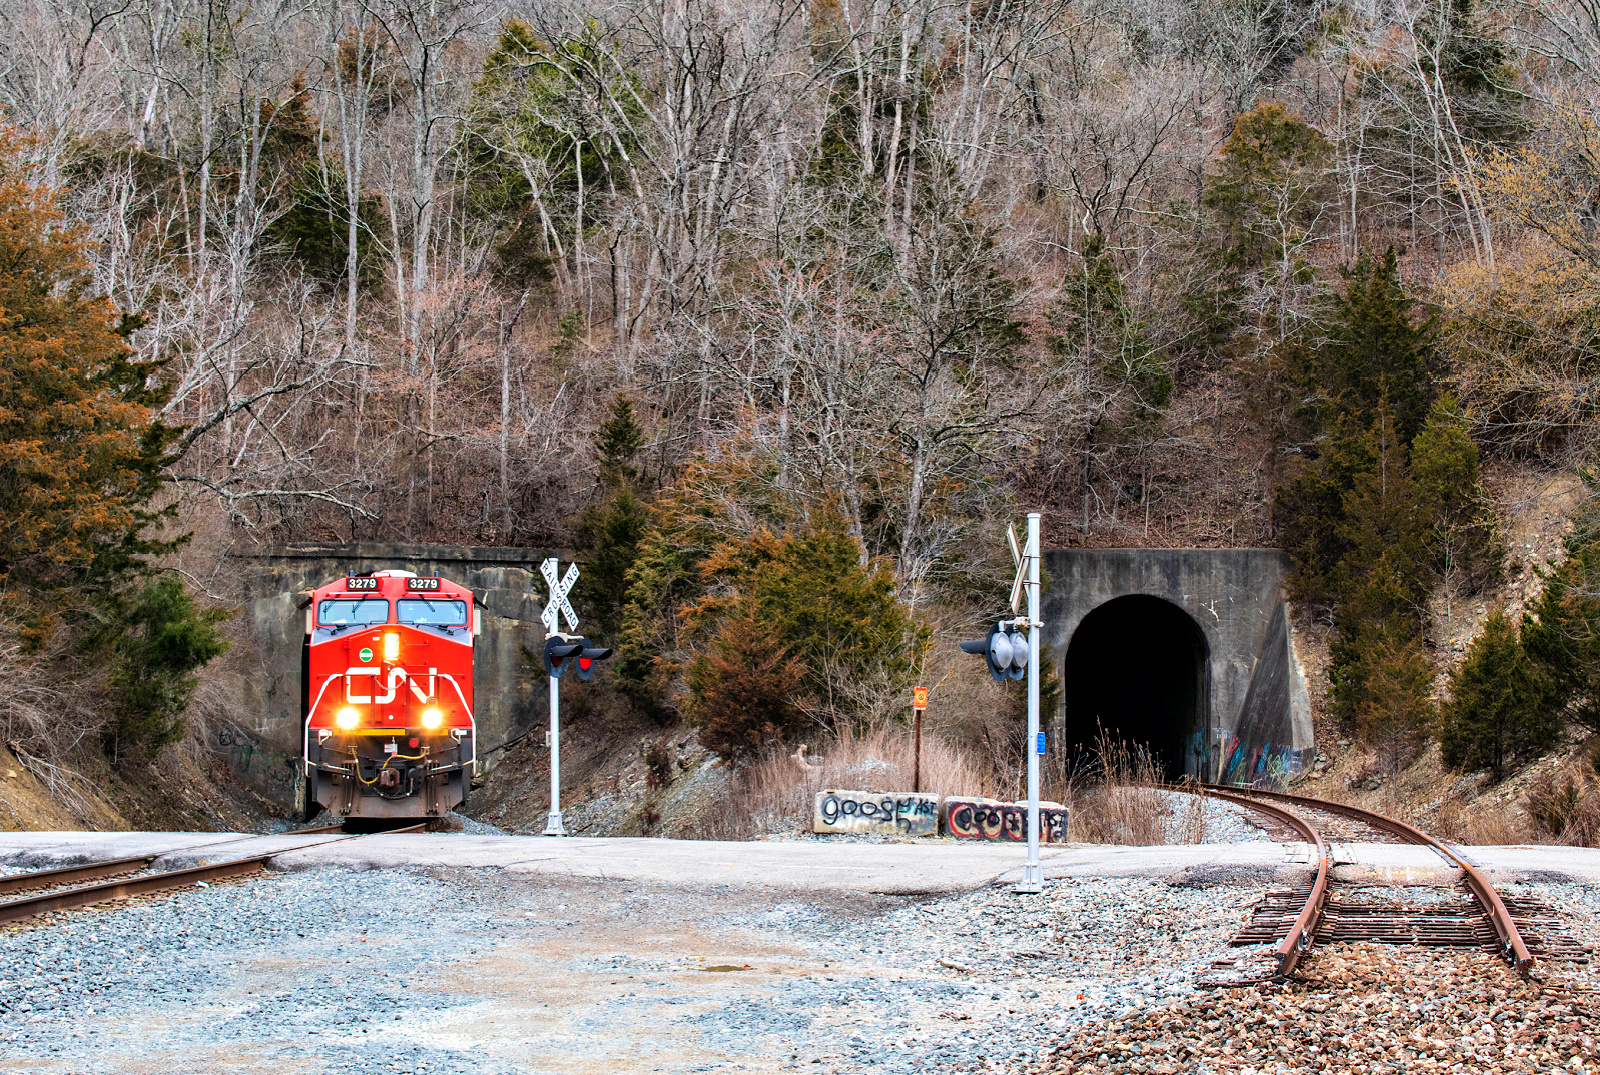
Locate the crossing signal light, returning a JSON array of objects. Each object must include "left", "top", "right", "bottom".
[
  {"left": 575, "top": 639, "right": 613, "bottom": 681},
  {"left": 545, "top": 635, "right": 613, "bottom": 680},
  {"left": 960, "top": 624, "right": 1029, "bottom": 682},
  {"left": 544, "top": 637, "right": 584, "bottom": 679}
]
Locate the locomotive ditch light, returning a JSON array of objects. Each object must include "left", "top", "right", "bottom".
[
  {"left": 336, "top": 707, "right": 360, "bottom": 730},
  {"left": 421, "top": 708, "right": 443, "bottom": 729},
  {"left": 576, "top": 638, "right": 614, "bottom": 682},
  {"left": 383, "top": 632, "right": 400, "bottom": 661},
  {"left": 544, "top": 637, "right": 584, "bottom": 678}
]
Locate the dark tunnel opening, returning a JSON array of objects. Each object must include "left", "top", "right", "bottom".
[{"left": 1060, "top": 595, "right": 1209, "bottom": 781}]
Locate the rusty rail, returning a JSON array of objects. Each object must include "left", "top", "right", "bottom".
[
  {"left": 1206, "top": 784, "right": 1534, "bottom": 975},
  {"left": 0, "top": 822, "right": 346, "bottom": 899},
  {"left": 1199, "top": 784, "right": 1330, "bottom": 978},
  {"left": 0, "top": 823, "right": 421, "bottom": 926},
  {"left": 0, "top": 854, "right": 159, "bottom": 897}
]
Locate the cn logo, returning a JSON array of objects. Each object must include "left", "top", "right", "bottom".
[{"left": 345, "top": 667, "right": 436, "bottom": 705}]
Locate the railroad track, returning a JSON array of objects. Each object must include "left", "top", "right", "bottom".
[
  {"left": 0, "top": 822, "right": 422, "bottom": 926},
  {"left": 1197, "top": 783, "right": 1547, "bottom": 983}
]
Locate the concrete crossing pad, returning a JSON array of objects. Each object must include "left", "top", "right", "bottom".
[{"left": 1, "top": 832, "right": 1596, "bottom": 890}]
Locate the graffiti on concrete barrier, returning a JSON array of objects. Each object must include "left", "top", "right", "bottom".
[
  {"left": 813, "top": 789, "right": 939, "bottom": 836},
  {"left": 944, "top": 797, "right": 1068, "bottom": 843},
  {"left": 945, "top": 797, "right": 1005, "bottom": 839}
]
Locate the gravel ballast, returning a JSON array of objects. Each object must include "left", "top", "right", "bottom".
[{"left": 0, "top": 849, "right": 1593, "bottom": 1074}]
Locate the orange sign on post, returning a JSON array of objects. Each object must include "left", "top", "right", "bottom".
[{"left": 912, "top": 686, "right": 928, "bottom": 792}]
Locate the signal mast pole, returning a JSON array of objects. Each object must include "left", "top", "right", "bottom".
[
  {"left": 1022, "top": 511, "right": 1043, "bottom": 892},
  {"left": 545, "top": 671, "right": 566, "bottom": 836}
]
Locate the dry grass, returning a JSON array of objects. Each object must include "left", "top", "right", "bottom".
[
  {"left": 1526, "top": 764, "right": 1600, "bottom": 846},
  {"left": 1433, "top": 792, "right": 1535, "bottom": 845},
  {"left": 693, "top": 723, "right": 992, "bottom": 840},
  {"left": 1049, "top": 734, "right": 1211, "bottom": 845}
]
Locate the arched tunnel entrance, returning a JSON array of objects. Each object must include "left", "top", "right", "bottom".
[{"left": 1061, "top": 595, "right": 1210, "bottom": 780}]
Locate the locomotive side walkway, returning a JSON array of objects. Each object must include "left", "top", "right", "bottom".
[{"left": 2, "top": 831, "right": 1598, "bottom": 888}]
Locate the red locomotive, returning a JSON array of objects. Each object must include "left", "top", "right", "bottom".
[{"left": 300, "top": 570, "right": 477, "bottom": 819}]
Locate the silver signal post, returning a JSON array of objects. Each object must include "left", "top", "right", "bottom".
[
  {"left": 540, "top": 558, "right": 581, "bottom": 837},
  {"left": 959, "top": 515, "right": 1046, "bottom": 892},
  {"left": 1019, "top": 512, "right": 1043, "bottom": 892}
]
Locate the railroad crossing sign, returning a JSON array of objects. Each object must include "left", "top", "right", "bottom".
[
  {"left": 913, "top": 686, "right": 928, "bottom": 711},
  {"left": 540, "top": 558, "right": 580, "bottom": 635}
]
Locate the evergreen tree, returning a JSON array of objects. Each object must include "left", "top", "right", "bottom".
[
  {"left": 578, "top": 485, "right": 650, "bottom": 643},
  {"left": 1287, "top": 409, "right": 1438, "bottom": 733},
  {"left": 1329, "top": 562, "right": 1428, "bottom": 728},
  {"left": 1202, "top": 102, "right": 1329, "bottom": 275},
  {"left": 1357, "top": 635, "right": 1438, "bottom": 776},
  {"left": 1440, "top": 610, "right": 1561, "bottom": 775},
  {"left": 1411, "top": 394, "right": 1503, "bottom": 593},
  {"left": 595, "top": 394, "right": 646, "bottom": 488},
  {"left": 0, "top": 138, "right": 181, "bottom": 607},
  {"left": 0, "top": 140, "right": 229, "bottom": 757},
  {"left": 683, "top": 509, "right": 922, "bottom": 716},
  {"left": 1331, "top": 412, "right": 1432, "bottom": 610},
  {"left": 1273, "top": 415, "right": 1378, "bottom": 602},
  {"left": 613, "top": 527, "right": 695, "bottom": 720},
  {"left": 1523, "top": 476, "right": 1600, "bottom": 732},
  {"left": 105, "top": 575, "right": 231, "bottom": 758},
  {"left": 1306, "top": 247, "right": 1440, "bottom": 444},
  {"left": 688, "top": 609, "right": 809, "bottom": 759},
  {"left": 577, "top": 395, "right": 650, "bottom": 642},
  {"left": 1052, "top": 233, "right": 1172, "bottom": 415},
  {"left": 266, "top": 161, "right": 388, "bottom": 290}
]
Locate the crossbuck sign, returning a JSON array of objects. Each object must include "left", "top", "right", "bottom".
[{"left": 540, "top": 559, "right": 580, "bottom": 635}]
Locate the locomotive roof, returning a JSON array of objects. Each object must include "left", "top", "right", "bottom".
[{"left": 310, "top": 570, "right": 474, "bottom": 598}]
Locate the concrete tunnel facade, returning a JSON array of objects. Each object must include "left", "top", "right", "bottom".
[
  {"left": 217, "top": 542, "right": 1315, "bottom": 810},
  {"left": 1041, "top": 548, "right": 1314, "bottom": 786},
  {"left": 219, "top": 542, "right": 564, "bottom": 809}
]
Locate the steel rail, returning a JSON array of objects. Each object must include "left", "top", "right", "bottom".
[
  {"left": 1198, "top": 784, "right": 1331, "bottom": 978},
  {"left": 0, "top": 854, "right": 159, "bottom": 897},
  {"left": 0, "top": 823, "right": 346, "bottom": 898},
  {"left": 1206, "top": 784, "right": 1534, "bottom": 975},
  {"left": 0, "top": 823, "right": 422, "bottom": 926}
]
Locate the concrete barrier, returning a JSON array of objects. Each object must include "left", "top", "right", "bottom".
[
  {"left": 813, "top": 790, "right": 940, "bottom": 836},
  {"left": 943, "top": 797, "right": 1068, "bottom": 843}
]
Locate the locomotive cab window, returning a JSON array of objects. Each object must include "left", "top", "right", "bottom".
[
  {"left": 397, "top": 599, "right": 468, "bottom": 628},
  {"left": 318, "top": 598, "right": 390, "bottom": 627}
]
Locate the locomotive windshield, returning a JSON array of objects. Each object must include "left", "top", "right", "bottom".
[
  {"left": 318, "top": 598, "right": 390, "bottom": 626},
  {"left": 397, "top": 598, "right": 468, "bottom": 627}
]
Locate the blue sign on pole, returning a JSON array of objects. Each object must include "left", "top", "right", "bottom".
[{"left": 1035, "top": 732, "right": 1047, "bottom": 755}]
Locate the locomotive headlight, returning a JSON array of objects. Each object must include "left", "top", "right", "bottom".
[
  {"left": 336, "top": 707, "right": 360, "bottom": 730},
  {"left": 421, "top": 708, "right": 443, "bottom": 729},
  {"left": 382, "top": 632, "right": 400, "bottom": 661}
]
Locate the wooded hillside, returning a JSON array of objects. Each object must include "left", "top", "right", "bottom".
[{"left": 4, "top": 0, "right": 1600, "bottom": 832}]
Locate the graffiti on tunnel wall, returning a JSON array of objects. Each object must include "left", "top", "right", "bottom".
[
  {"left": 1217, "top": 733, "right": 1314, "bottom": 790},
  {"left": 213, "top": 722, "right": 298, "bottom": 788}
]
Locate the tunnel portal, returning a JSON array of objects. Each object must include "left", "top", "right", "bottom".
[{"left": 1060, "top": 594, "right": 1209, "bottom": 781}]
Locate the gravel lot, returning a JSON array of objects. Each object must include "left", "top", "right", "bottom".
[{"left": 0, "top": 846, "right": 1593, "bottom": 1075}]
